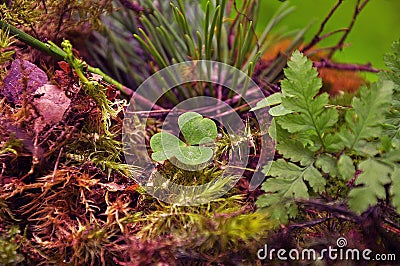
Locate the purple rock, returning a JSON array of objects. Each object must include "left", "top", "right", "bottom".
[{"left": 2, "top": 59, "right": 48, "bottom": 104}]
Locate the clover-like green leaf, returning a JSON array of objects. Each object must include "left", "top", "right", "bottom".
[
  {"left": 178, "top": 112, "right": 217, "bottom": 145},
  {"left": 150, "top": 132, "right": 185, "bottom": 162},
  {"left": 175, "top": 145, "right": 214, "bottom": 165},
  {"left": 150, "top": 112, "right": 218, "bottom": 166}
]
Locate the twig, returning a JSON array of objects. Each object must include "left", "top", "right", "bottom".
[
  {"left": 306, "top": 43, "right": 350, "bottom": 56},
  {"left": 131, "top": 92, "right": 166, "bottom": 111},
  {"left": 212, "top": 99, "right": 258, "bottom": 118},
  {"left": 228, "top": 0, "right": 260, "bottom": 51},
  {"left": 313, "top": 59, "right": 379, "bottom": 73},
  {"left": 327, "top": 0, "right": 370, "bottom": 59},
  {"left": 125, "top": 109, "right": 171, "bottom": 116},
  {"left": 382, "top": 218, "right": 400, "bottom": 234},
  {"left": 0, "top": 163, "right": 5, "bottom": 180},
  {"left": 288, "top": 217, "right": 330, "bottom": 231},
  {"left": 258, "top": 79, "right": 281, "bottom": 94},
  {"left": 297, "top": 199, "right": 361, "bottom": 223},
  {"left": 310, "top": 28, "right": 348, "bottom": 48},
  {"left": 233, "top": 0, "right": 260, "bottom": 51},
  {"left": 51, "top": 147, "right": 63, "bottom": 182},
  {"left": 302, "top": 0, "right": 344, "bottom": 53},
  {"left": 213, "top": 205, "right": 251, "bottom": 218}
]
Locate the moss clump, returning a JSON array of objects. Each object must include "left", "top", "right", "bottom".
[
  {"left": 0, "top": 226, "right": 24, "bottom": 265},
  {"left": 0, "top": 0, "right": 40, "bottom": 26}
]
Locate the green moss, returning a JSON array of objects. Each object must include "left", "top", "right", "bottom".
[
  {"left": 0, "top": 0, "right": 40, "bottom": 26},
  {"left": 127, "top": 195, "right": 274, "bottom": 260},
  {"left": 0, "top": 226, "right": 24, "bottom": 265}
]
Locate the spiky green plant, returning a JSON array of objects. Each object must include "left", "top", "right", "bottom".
[
  {"left": 88, "top": 0, "right": 305, "bottom": 95},
  {"left": 0, "top": 27, "right": 14, "bottom": 62},
  {"left": 0, "top": 27, "right": 15, "bottom": 78}
]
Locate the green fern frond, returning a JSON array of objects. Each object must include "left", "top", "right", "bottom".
[
  {"left": 338, "top": 81, "right": 393, "bottom": 154},
  {"left": 382, "top": 40, "right": 400, "bottom": 145},
  {"left": 256, "top": 51, "right": 335, "bottom": 223},
  {"left": 256, "top": 46, "right": 400, "bottom": 217},
  {"left": 258, "top": 159, "right": 325, "bottom": 223},
  {"left": 389, "top": 166, "right": 400, "bottom": 213},
  {"left": 278, "top": 51, "right": 339, "bottom": 151},
  {"left": 349, "top": 40, "right": 399, "bottom": 214},
  {"left": 348, "top": 159, "right": 392, "bottom": 214}
]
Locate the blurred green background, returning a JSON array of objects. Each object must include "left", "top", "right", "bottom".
[{"left": 257, "top": 0, "right": 400, "bottom": 80}]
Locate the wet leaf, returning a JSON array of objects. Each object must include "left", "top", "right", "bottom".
[
  {"left": 178, "top": 112, "right": 217, "bottom": 145},
  {"left": 150, "top": 112, "right": 217, "bottom": 165}
]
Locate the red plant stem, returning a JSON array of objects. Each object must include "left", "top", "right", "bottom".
[
  {"left": 302, "top": 0, "right": 344, "bottom": 53},
  {"left": 117, "top": 0, "right": 144, "bottom": 13},
  {"left": 317, "top": 28, "right": 348, "bottom": 44},
  {"left": 327, "top": 0, "right": 370, "bottom": 59},
  {"left": 288, "top": 217, "right": 330, "bottom": 231},
  {"left": 313, "top": 59, "right": 379, "bottom": 73}
]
